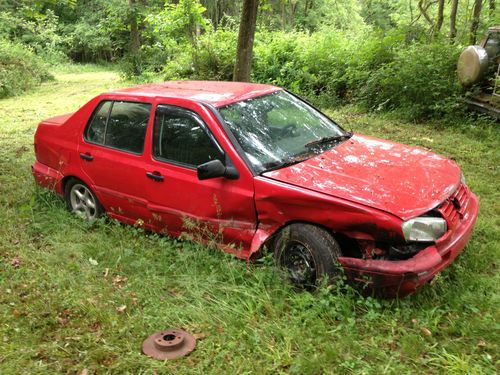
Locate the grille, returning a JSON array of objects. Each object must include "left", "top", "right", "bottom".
[{"left": 438, "top": 183, "right": 470, "bottom": 227}]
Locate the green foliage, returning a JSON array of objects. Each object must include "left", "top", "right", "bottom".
[
  {"left": 147, "top": 0, "right": 210, "bottom": 43},
  {"left": 0, "top": 39, "right": 52, "bottom": 98},
  {"left": 360, "top": 40, "right": 464, "bottom": 119},
  {"left": 1, "top": 0, "right": 496, "bottom": 119}
]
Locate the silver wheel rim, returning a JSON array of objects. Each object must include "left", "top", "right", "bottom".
[{"left": 70, "top": 183, "right": 97, "bottom": 220}]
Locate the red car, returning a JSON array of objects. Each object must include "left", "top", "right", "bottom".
[{"left": 32, "top": 81, "right": 478, "bottom": 297}]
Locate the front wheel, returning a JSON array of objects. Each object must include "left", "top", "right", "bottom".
[
  {"left": 64, "top": 178, "right": 104, "bottom": 221},
  {"left": 274, "top": 223, "right": 342, "bottom": 289}
]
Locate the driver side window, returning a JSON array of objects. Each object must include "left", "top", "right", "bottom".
[{"left": 152, "top": 105, "right": 224, "bottom": 167}]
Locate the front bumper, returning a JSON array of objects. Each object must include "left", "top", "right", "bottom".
[{"left": 338, "top": 192, "right": 479, "bottom": 298}]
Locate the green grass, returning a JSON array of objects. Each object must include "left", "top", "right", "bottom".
[{"left": 0, "top": 68, "right": 499, "bottom": 374}]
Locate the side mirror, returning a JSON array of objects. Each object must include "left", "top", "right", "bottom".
[{"left": 197, "top": 159, "right": 239, "bottom": 180}]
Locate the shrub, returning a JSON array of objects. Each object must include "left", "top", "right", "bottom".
[
  {"left": 359, "top": 40, "right": 464, "bottom": 120},
  {"left": 121, "top": 26, "right": 465, "bottom": 120},
  {"left": 0, "top": 39, "right": 53, "bottom": 98},
  {"left": 190, "top": 29, "right": 237, "bottom": 81}
]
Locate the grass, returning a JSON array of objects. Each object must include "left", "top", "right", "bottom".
[{"left": 0, "top": 67, "right": 499, "bottom": 374}]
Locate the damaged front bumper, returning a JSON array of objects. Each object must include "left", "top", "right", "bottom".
[{"left": 338, "top": 192, "right": 479, "bottom": 298}]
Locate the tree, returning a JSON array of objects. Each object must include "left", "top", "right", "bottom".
[
  {"left": 233, "top": 0, "right": 259, "bottom": 82},
  {"left": 129, "top": 0, "right": 140, "bottom": 54},
  {"left": 434, "top": 0, "right": 444, "bottom": 35},
  {"left": 449, "top": 0, "right": 458, "bottom": 40},
  {"left": 469, "top": 0, "right": 482, "bottom": 45}
]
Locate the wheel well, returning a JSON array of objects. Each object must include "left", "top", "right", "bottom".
[
  {"left": 61, "top": 175, "right": 77, "bottom": 193},
  {"left": 256, "top": 221, "right": 363, "bottom": 259}
]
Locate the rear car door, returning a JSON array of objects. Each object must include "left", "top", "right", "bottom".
[
  {"left": 78, "top": 99, "right": 153, "bottom": 225},
  {"left": 145, "top": 103, "right": 257, "bottom": 251}
]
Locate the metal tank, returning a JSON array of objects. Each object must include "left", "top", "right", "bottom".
[{"left": 457, "top": 26, "right": 500, "bottom": 119}]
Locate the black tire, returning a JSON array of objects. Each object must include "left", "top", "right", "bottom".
[
  {"left": 64, "top": 178, "right": 104, "bottom": 221},
  {"left": 274, "top": 223, "right": 342, "bottom": 288}
]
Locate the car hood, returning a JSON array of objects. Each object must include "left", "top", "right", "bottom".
[{"left": 262, "top": 134, "right": 460, "bottom": 220}]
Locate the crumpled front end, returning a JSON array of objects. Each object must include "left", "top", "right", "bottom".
[{"left": 338, "top": 184, "right": 479, "bottom": 297}]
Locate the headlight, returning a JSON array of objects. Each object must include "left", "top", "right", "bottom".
[{"left": 402, "top": 217, "right": 447, "bottom": 242}]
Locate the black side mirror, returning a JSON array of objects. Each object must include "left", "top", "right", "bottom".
[{"left": 197, "top": 159, "right": 239, "bottom": 180}]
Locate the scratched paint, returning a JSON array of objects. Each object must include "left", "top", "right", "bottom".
[{"left": 263, "top": 134, "right": 460, "bottom": 221}]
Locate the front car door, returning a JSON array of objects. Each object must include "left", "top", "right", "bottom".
[
  {"left": 145, "top": 102, "right": 257, "bottom": 255},
  {"left": 78, "top": 98, "right": 153, "bottom": 225}
]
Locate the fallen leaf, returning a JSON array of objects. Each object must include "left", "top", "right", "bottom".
[
  {"left": 103, "top": 268, "right": 109, "bottom": 278},
  {"left": 477, "top": 340, "right": 487, "bottom": 348},
  {"left": 116, "top": 305, "right": 127, "bottom": 314},
  {"left": 10, "top": 258, "right": 21, "bottom": 268},
  {"left": 78, "top": 369, "right": 89, "bottom": 375},
  {"left": 420, "top": 327, "right": 432, "bottom": 337},
  {"left": 112, "top": 275, "right": 127, "bottom": 288}
]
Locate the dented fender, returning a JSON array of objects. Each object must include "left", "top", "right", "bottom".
[{"left": 248, "top": 175, "right": 405, "bottom": 257}]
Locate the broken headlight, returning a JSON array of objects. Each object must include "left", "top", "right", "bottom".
[{"left": 402, "top": 217, "right": 447, "bottom": 242}]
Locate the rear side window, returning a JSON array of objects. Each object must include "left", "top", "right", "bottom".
[
  {"left": 85, "top": 101, "right": 111, "bottom": 144},
  {"left": 84, "top": 100, "right": 152, "bottom": 154},
  {"left": 153, "top": 106, "right": 223, "bottom": 167}
]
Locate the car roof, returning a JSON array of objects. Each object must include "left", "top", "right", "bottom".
[{"left": 109, "top": 80, "right": 281, "bottom": 107}]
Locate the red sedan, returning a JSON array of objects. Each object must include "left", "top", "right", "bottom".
[{"left": 32, "top": 81, "right": 478, "bottom": 297}]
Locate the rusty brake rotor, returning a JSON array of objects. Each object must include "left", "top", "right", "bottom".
[{"left": 142, "top": 329, "right": 196, "bottom": 360}]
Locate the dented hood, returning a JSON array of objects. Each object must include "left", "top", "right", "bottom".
[{"left": 262, "top": 134, "right": 461, "bottom": 220}]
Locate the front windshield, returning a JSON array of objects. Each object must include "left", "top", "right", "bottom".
[{"left": 218, "top": 90, "right": 348, "bottom": 173}]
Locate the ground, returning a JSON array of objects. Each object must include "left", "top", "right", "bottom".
[{"left": 0, "top": 66, "right": 498, "bottom": 374}]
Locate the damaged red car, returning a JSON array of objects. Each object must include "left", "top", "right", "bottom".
[{"left": 32, "top": 81, "right": 478, "bottom": 297}]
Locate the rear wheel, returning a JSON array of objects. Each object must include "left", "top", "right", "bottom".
[
  {"left": 274, "top": 223, "right": 342, "bottom": 288},
  {"left": 64, "top": 178, "right": 103, "bottom": 221}
]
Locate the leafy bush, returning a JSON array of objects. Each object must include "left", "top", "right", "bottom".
[
  {"left": 0, "top": 39, "right": 53, "bottom": 98},
  {"left": 359, "top": 40, "right": 464, "bottom": 119},
  {"left": 190, "top": 29, "right": 237, "bottom": 81},
  {"left": 122, "top": 25, "right": 465, "bottom": 120}
]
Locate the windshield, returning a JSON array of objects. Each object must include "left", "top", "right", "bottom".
[{"left": 218, "top": 90, "right": 349, "bottom": 173}]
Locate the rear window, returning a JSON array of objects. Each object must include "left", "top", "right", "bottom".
[{"left": 84, "top": 100, "right": 152, "bottom": 154}]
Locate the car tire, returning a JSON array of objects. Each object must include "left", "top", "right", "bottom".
[
  {"left": 274, "top": 223, "right": 342, "bottom": 288},
  {"left": 64, "top": 178, "right": 104, "bottom": 221}
]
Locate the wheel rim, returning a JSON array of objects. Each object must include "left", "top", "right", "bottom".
[
  {"left": 70, "top": 183, "right": 97, "bottom": 220},
  {"left": 281, "top": 241, "right": 317, "bottom": 286}
]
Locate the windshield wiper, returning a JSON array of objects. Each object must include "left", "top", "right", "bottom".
[
  {"left": 304, "top": 131, "right": 353, "bottom": 149},
  {"left": 263, "top": 155, "right": 311, "bottom": 173}
]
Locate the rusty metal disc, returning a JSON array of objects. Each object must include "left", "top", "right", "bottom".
[{"left": 142, "top": 329, "right": 196, "bottom": 360}]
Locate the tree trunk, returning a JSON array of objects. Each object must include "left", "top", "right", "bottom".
[
  {"left": 450, "top": 0, "right": 458, "bottom": 40},
  {"left": 434, "top": 0, "right": 444, "bottom": 35},
  {"left": 469, "top": 0, "right": 482, "bottom": 45},
  {"left": 233, "top": 0, "right": 259, "bottom": 82},
  {"left": 129, "top": 0, "right": 140, "bottom": 54}
]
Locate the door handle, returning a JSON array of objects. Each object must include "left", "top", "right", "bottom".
[
  {"left": 80, "top": 152, "right": 93, "bottom": 161},
  {"left": 146, "top": 171, "right": 164, "bottom": 182}
]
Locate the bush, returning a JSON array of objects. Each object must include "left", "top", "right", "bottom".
[
  {"left": 0, "top": 39, "right": 53, "bottom": 98},
  {"left": 359, "top": 40, "right": 464, "bottom": 119},
  {"left": 121, "top": 26, "right": 465, "bottom": 120}
]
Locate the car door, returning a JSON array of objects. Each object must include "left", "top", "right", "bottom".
[
  {"left": 145, "top": 103, "right": 257, "bottom": 251},
  {"left": 78, "top": 99, "right": 153, "bottom": 225}
]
